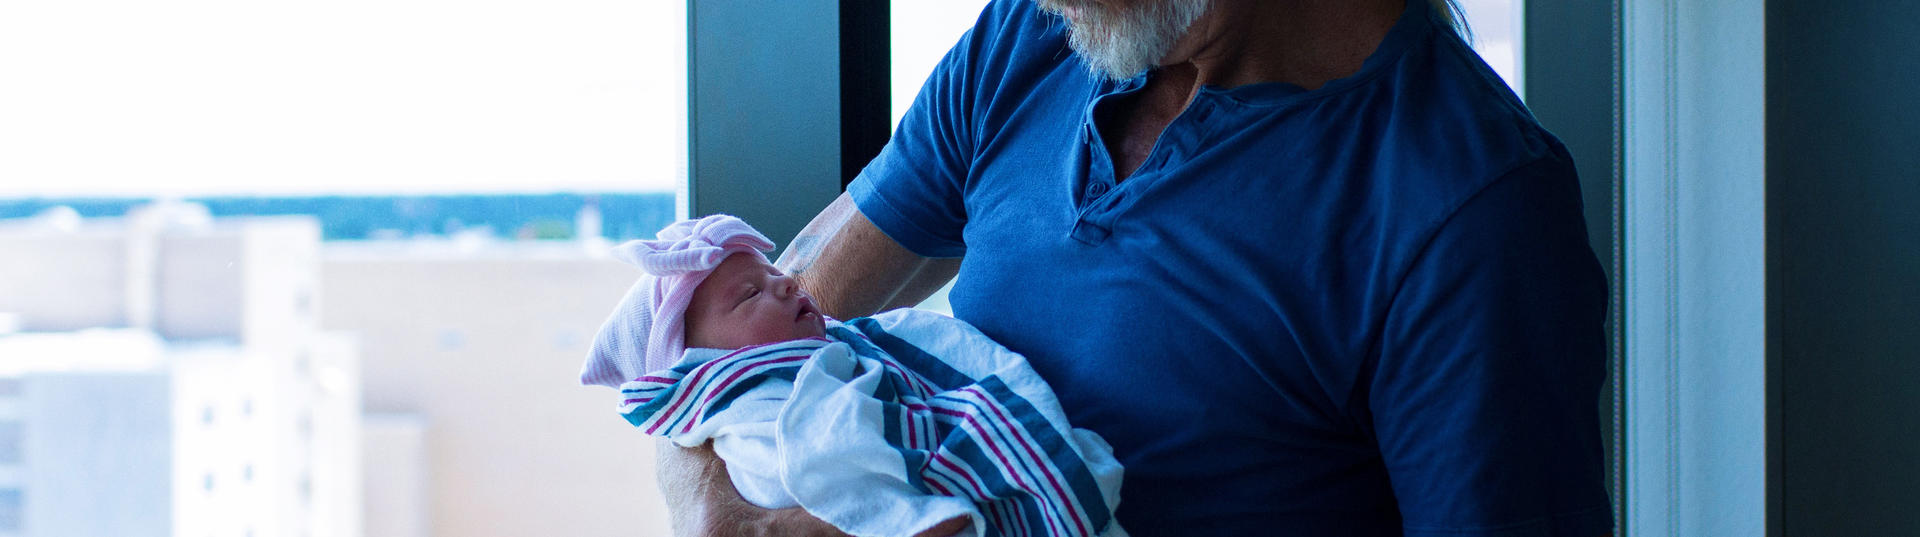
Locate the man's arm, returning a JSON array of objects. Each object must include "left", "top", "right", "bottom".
[
  {"left": 777, "top": 192, "right": 961, "bottom": 319},
  {"left": 1371, "top": 157, "right": 1614, "bottom": 535},
  {"left": 654, "top": 439, "right": 848, "bottom": 537}
]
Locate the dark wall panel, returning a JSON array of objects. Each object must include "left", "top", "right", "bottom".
[
  {"left": 1768, "top": 0, "right": 1920, "bottom": 534},
  {"left": 688, "top": 0, "right": 847, "bottom": 253}
]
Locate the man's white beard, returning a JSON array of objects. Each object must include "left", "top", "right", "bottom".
[{"left": 1035, "top": 0, "right": 1212, "bottom": 81}]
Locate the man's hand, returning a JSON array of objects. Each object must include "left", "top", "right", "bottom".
[
  {"left": 656, "top": 439, "right": 847, "bottom": 537},
  {"left": 655, "top": 439, "right": 971, "bottom": 537}
]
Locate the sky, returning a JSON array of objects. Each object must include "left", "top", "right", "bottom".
[
  {"left": 0, "top": 0, "right": 1513, "bottom": 198},
  {"left": 0, "top": 0, "right": 984, "bottom": 199},
  {"left": 0, "top": 0, "right": 688, "bottom": 197}
]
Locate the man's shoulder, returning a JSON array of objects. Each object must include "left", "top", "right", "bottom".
[
  {"left": 1391, "top": 31, "right": 1568, "bottom": 183},
  {"left": 973, "top": 0, "right": 1063, "bottom": 51},
  {"left": 1327, "top": 32, "right": 1577, "bottom": 228},
  {"left": 951, "top": 0, "right": 1080, "bottom": 95}
]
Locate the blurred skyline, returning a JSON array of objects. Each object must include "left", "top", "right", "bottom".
[{"left": 0, "top": 192, "right": 676, "bottom": 241}]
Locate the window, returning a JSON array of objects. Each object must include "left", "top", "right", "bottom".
[
  {"left": 436, "top": 330, "right": 466, "bottom": 352},
  {"left": 1455, "top": 0, "right": 1526, "bottom": 98},
  {"left": 0, "top": 1, "right": 683, "bottom": 199},
  {"left": 0, "top": 2, "right": 1544, "bottom": 536},
  {"left": 0, "top": 422, "right": 18, "bottom": 465},
  {"left": 0, "top": 2, "right": 687, "bottom": 536},
  {"left": 0, "top": 489, "right": 18, "bottom": 532},
  {"left": 891, "top": 0, "right": 995, "bottom": 128},
  {"left": 298, "top": 473, "right": 312, "bottom": 504}
]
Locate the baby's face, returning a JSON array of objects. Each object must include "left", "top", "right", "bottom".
[{"left": 684, "top": 253, "right": 828, "bottom": 350}]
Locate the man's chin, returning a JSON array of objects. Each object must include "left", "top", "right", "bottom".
[
  {"left": 1033, "top": 0, "right": 1078, "bottom": 17},
  {"left": 1073, "top": 43, "right": 1158, "bottom": 81},
  {"left": 1051, "top": 1, "right": 1210, "bottom": 81}
]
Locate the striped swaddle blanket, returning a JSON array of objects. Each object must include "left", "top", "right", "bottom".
[{"left": 618, "top": 309, "right": 1126, "bottom": 537}]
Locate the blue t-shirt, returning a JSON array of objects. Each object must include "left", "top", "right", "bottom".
[{"left": 848, "top": 1, "right": 1612, "bottom": 535}]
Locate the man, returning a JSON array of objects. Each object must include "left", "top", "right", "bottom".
[{"left": 659, "top": 0, "right": 1612, "bottom": 535}]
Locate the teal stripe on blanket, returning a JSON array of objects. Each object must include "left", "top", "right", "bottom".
[
  {"left": 623, "top": 321, "right": 1116, "bottom": 536},
  {"left": 621, "top": 342, "right": 819, "bottom": 429},
  {"left": 841, "top": 318, "right": 1115, "bottom": 536}
]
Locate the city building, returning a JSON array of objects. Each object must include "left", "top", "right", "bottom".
[
  {"left": 0, "top": 205, "right": 362, "bottom": 537},
  {"left": 322, "top": 235, "right": 670, "bottom": 537}
]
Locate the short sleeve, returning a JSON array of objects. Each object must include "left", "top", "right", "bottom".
[
  {"left": 846, "top": 2, "right": 1015, "bottom": 259},
  {"left": 1370, "top": 155, "right": 1614, "bottom": 537}
]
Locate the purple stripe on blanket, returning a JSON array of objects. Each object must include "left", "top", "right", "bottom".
[
  {"left": 930, "top": 405, "right": 1080, "bottom": 537},
  {"left": 683, "top": 354, "right": 809, "bottom": 433},
  {"left": 961, "top": 386, "right": 1091, "bottom": 536},
  {"left": 642, "top": 343, "right": 816, "bottom": 435}
]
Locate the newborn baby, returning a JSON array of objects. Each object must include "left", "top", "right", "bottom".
[{"left": 579, "top": 215, "right": 1125, "bottom": 537}]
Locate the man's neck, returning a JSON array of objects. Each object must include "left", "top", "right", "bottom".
[{"left": 1167, "top": 0, "right": 1406, "bottom": 93}]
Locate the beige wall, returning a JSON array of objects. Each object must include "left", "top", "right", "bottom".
[
  {"left": 322, "top": 245, "right": 669, "bottom": 537},
  {"left": 362, "top": 414, "right": 429, "bottom": 537},
  {"left": 153, "top": 233, "right": 247, "bottom": 340},
  {"left": 0, "top": 231, "right": 129, "bottom": 331},
  {"left": 155, "top": 218, "right": 322, "bottom": 347}
]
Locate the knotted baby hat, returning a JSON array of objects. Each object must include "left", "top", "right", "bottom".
[{"left": 579, "top": 214, "right": 776, "bottom": 388}]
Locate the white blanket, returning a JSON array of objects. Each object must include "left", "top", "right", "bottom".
[{"left": 616, "top": 309, "right": 1127, "bottom": 537}]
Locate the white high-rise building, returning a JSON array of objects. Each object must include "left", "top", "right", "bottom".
[{"left": 0, "top": 206, "right": 362, "bottom": 537}]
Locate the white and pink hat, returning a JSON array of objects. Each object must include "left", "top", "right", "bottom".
[{"left": 579, "top": 214, "right": 775, "bottom": 388}]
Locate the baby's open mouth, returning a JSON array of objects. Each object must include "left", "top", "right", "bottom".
[{"left": 796, "top": 296, "right": 818, "bottom": 321}]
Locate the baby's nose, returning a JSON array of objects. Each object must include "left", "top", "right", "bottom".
[{"left": 773, "top": 275, "right": 798, "bottom": 297}]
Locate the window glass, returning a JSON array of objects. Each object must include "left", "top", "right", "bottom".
[
  {"left": 0, "top": 422, "right": 18, "bottom": 465},
  {"left": 0, "top": 1, "right": 685, "bottom": 535},
  {"left": 0, "top": 489, "right": 18, "bottom": 532},
  {"left": 891, "top": 0, "right": 995, "bottom": 128},
  {"left": 0, "top": 0, "right": 684, "bottom": 199},
  {"left": 1457, "top": 0, "right": 1526, "bottom": 98}
]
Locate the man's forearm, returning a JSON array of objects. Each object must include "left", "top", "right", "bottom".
[
  {"left": 656, "top": 439, "right": 847, "bottom": 537},
  {"left": 881, "top": 257, "right": 961, "bottom": 312},
  {"left": 777, "top": 193, "right": 949, "bottom": 318}
]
